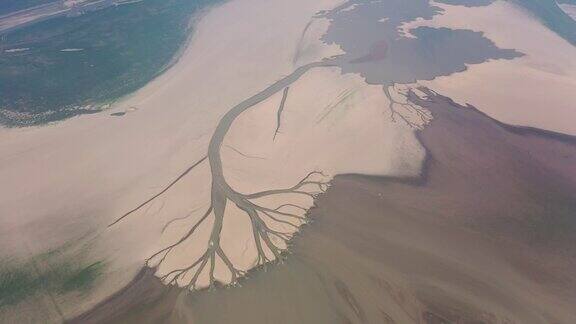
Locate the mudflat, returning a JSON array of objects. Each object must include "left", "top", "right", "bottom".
[
  {"left": 72, "top": 89, "right": 576, "bottom": 324},
  {"left": 2, "top": 0, "right": 575, "bottom": 322}
]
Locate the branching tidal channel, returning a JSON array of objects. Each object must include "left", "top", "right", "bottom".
[{"left": 108, "top": 61, "right": 335, "bottom": 290}]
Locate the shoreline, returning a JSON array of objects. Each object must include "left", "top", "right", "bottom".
[
  {"left": 0, "top": 0, "right": 149, "bottom": 34},
  {"left": 0, "top": 0, "right": 355, "bottom": 321},
  {"left": 2, "top": 0, "right": 575, "bottom": 322},
  {"left": 69, "top": 87, "right": 576, "bottom": 323},
  {"left": 0, "top": 0, "right": 221, "bottom": 128},
  {"left": 411, "top": 0, "right": 576, "bottom": 135}
]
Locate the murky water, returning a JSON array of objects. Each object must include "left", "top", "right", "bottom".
[
  {"left": 75, "top": 89, "right": 576, "bottom": 324},
  {"left": 321, "top": 0, "right": 521, "bottom": 86},
  {"left": 36, "top": 1, "right": 576, "bottom": 323}
]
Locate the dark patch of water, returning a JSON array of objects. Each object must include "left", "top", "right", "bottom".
[{"left": 322, "top": 0, "right": 522, "bottom": 86}]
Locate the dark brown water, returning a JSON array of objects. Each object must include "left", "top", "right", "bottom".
[{"left": 73, "top": 90, "right": 576, "bottom": 324}]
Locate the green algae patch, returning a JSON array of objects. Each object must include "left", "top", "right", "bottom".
[
  {"left": 0, "top": 266, "right": 37, "bottom": 308},
  {"left": 59, "top": 262, "right": 104, "bottom": 293},
  {"left": 0, "top": 258, "right": 105, "bottom": 308}
]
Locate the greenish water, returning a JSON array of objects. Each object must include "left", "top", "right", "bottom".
[
  {"left": 0, "top": 253, "right": 104, "bottom": 308},
  {"left": 0, "top": 0, "right": 219, "bottom": 126},
  {"left": 435, "top": 0, "right": 493, "bottom": 7},
  {"left": 515, "top": 0, "right": 576, "bottom": 46},
  {"left": 434, "top": 0, "right": 576, "bottom": 45},
  {"left": 0, "top": 0, "right": 52, "bottom": 16}
]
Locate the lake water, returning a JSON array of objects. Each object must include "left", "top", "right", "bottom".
[{"left": 0, "top": 0, "right": 220, "bottom": 126}]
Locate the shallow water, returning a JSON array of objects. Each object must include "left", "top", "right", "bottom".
[
  {"left": 515, "top": 0, "right": 576, "bottom": 45},
  {"left": 75, "top": 90, "right": 576, "bottom": 324},
  {"left": 435, "top": 0, "right": 494, "bottom": 6},
  {"left": 322, "top": 0, "right": 521, "bottom": 86},
  {"left": 71, "top": 2, "right": 576, "bottom": 322},
  {"left": 0, "top": 0, "right": 51, "bottom": 16},
  {"left": 0, "top": 0, "right": 220, "bottom": 126},
  {"left": 4, "top": 1, "right": 576, "bottom": 322}
]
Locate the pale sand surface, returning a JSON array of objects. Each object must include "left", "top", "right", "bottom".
[
  {"left": 401, "top": 0, "right": 576, "bottom": 135},
  {"left": 0, "top": 0, "right": 140, "bottom": 33},
  {"left": 71, "top": 89, "right": 576, "bottom": 324},
  {"left": 292, "top": 16, "right": 344, "bottom": 66},
  {"left": 151, "top": 67, "right": 425, "bottom": 286},
  {"left": 0, "top": 0, "right": 106, "bottom": 33},
  {"left": 0, "top": 0, "right": 343, "bottom": 318},
  {"left": 559, "top": 3, "right": 576, "bottom": 20},
  {"left": 0, "top": 0, "right": 430, "bottom": 321}
]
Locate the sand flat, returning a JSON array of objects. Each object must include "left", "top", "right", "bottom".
[
  {"left": 1, "top": 0, "right": 427, "bottom": 320},
  {"left": 401, "top": 0, "right": 576, "bottom": 135},
  {"left": 3, "top": 0, "right": 575, "bottom": 322},
  {"left": 69, "top": 88, "right": 576, "bottom": 324}
]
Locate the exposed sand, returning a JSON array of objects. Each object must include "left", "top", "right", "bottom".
[
  {"left": 3, "top": 0, "right": 575, "bottom": 322},
  {"left": 401, "top": 0, "right": 576, "bottom": 135},
  {"left": 110, "top": 20, "right": 428, "bottom": 293},
  {"left": 0, "top": 0, "right": 430, "bottom": 321},
  {"left": 71, "top": 89, "right": 576, "bottom": 324}
]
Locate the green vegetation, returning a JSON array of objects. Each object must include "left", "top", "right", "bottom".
[
  {"left": 0, "top": 244, "right": 105, "bottom": 308},
  {"left": 0, "top": 260, "right": 104, "bottom": 307},
  {"left": 0, "top": 0, "right": 218, "bottom": 126}
]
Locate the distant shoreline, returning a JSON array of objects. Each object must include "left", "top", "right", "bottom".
[
  {"left": 0, "top": 0, "right": 145, "bottom": 34},
  {"left": 0, "top": 0, "right": 222, "bottom": 127}
]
